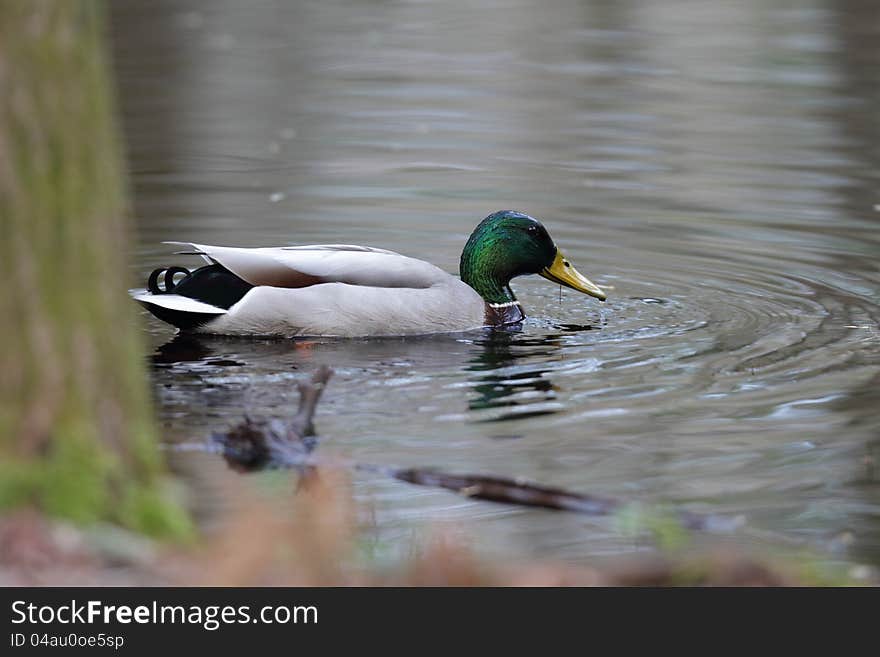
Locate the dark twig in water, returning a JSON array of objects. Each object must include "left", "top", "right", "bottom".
[
  {"left": 384, "top": 469, "right": 729, "bottom": 531},
  {"left": 208, "top": 365, "right": 332, "bottom": 472},
  {"left": 390, "top": 469, "right": 618, "bottom": 516},
  {"left": 202, "top": 365, "right": 740, "bottom": 533}
]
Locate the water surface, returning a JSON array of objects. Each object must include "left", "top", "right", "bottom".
[{"left": 111, "top": 0, "right": 880, "bottom": 569}]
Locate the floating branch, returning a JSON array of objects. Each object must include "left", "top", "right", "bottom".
[
  {"left": 389, "top": 469, "right": 619, "bottom": 516},
  {"left": 383, "top": 469, "right": 727, "bottom": 531}
]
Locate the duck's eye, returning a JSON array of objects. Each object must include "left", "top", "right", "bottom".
[{"left": 526, "top": 225, "right": 538, "bottom": 234}]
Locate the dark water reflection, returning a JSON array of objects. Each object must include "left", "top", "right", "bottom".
[
  {"left": 466, "top": 331, "right": 561, "bottom": 421},
  {"left": 111, "top": 0, "right": 880, "bottom": 570}
]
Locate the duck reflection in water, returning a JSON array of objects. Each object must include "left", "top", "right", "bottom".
[
  {"left": 150, "top": 323, "right": 597, "bottom": 425},
  {"left": 465, "top": 329, "right": 566, "bottom": 422}
]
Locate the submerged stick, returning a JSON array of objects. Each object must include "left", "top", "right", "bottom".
[
  {"left": 289, "top": 364, "right": 333, "bottom": 438},
  {"left": 209, "top": 365, "right": 332, "bottom": 472}
]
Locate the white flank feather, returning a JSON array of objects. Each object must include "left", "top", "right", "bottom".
[{"left": 130, "top": 290, "right": 226, "bottom": 315}]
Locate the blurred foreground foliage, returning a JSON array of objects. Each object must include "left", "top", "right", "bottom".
[{"left": 0, "top": 468, "right": 864, "bottom": 586}]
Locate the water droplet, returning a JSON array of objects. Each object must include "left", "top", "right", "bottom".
[{"left": 269, "top": 192, "right": 285, "bottom": 203}]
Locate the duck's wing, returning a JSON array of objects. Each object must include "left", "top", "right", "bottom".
[{"left": 165, "top": 242, "right": 451, "bottom": 290}]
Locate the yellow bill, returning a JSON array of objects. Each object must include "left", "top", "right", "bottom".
[{"left": 540, "top": 249, "right": 606, "bottom": 301}]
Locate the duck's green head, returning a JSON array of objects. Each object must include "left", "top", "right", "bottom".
[{"left": 459, "top": 210, "right": 606, "bottom": 305}]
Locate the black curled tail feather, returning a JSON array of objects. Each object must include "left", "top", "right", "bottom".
[
  {"left": 148, "top": 266, "right": 192, "bottom": 294},
  {"left": 140, "top": 263, "right": 254, "bottom": 332},
  {"left": 146, "top": 263, "right": 253, "bottom": 310}
]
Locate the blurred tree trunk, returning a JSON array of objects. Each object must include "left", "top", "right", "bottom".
[{"left": 0, "top": 1, "right": 188, "bottom": 536}]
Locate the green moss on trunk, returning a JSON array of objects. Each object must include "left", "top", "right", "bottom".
[{"left": 0, "top": 1, "right": 190, "bottom": 538}]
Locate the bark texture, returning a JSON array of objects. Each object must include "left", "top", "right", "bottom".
[{"left": 0, "top": 1, "right": 188, "bottom": 536}]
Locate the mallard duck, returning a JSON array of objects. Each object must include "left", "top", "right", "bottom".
[{"left": 131, "top": 210, "right": 606, "bottom": 337}]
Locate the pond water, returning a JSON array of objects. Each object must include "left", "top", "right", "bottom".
[{"left": 111, "top": 0, "right": 880, "bottom": 570}]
